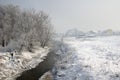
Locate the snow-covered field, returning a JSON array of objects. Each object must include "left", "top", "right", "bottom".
[{"left": 55, "top": 36, "right": 120, "bottom": 80}]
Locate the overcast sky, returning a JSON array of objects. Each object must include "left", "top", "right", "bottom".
[{"left": 0, "top": 0, "right": 120, "bottom": 33}]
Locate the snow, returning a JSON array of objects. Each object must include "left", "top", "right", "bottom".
[
  {"left": 39, "top": 71, "right": 53, "bottom": 80},
  {"left": 55, "top": 36, "right": 120, "bottom": 80},
  {"left": 0, "top": 47, "right": 49, "bottom": 80}
]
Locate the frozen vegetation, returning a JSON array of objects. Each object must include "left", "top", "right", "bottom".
[
  {"left": 0, "top": 4, "right": 53, "bottom": 80},
  {"left": 1, "top": 4, "right": 120, "bottom": 80},
  {"left": 65, "top": 28, "right": 120, "bottom": 38},
  {"left": 0, "top": 47, "right": 49, "bottom": 80},
  {"left": 55, "top": 36, "right": 120, "bottom": 80}
]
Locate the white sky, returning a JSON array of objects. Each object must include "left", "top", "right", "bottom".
[{"left": 0, "top": 0, "right": 120, "bottom": 33}]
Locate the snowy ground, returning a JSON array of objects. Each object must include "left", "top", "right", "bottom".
[
  {"left": 55, "top": 36, "right": 120, "bottom": 80},
  {"left": 0, "top": 47, "right": 49, "bottom": 80}
]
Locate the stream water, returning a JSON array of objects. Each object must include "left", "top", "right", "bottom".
[{"left": 16, "top": 51, "right": 56, "bottom": 80}]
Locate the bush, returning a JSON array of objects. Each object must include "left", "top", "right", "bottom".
[{"left": 0, "top": 4, "right": 53, "bottom": 52}]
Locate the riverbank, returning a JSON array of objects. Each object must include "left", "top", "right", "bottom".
[
  {"left": 16, "top": 50, "right": 57, "bottom": 80},
  {"left": 0, "top": 47, "right": 49, "bottom": 80}
]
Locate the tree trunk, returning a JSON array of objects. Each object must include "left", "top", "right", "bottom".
[{"left": 2, "top": 39, "right": 5, "bottom": 47}]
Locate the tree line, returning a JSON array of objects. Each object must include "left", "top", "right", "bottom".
[{"left": 0, "top": 4, "right": 53, "bottom": 52}]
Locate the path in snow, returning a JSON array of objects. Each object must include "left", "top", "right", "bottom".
[{"left": 55, "top": 36, "right": 120, "bottom": 80}]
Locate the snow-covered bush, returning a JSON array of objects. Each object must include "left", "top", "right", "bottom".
[{"left": 0, "top": 4, "right": 53, "bottom": 52}]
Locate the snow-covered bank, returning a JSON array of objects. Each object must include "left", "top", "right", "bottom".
[
  {"left": 0, "top": 47, "right": 49, "bottom": 80},
  {"left": 55, "top": 36, "right": 120, "bottom": 80},
  {"left": 16, "top": 49, "right": 56, "bottom": 80},
  {"left": 39, "top": 71, "right": 53, "bottom": 80}
]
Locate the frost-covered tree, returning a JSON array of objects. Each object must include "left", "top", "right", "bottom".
[
  {"left": 0, "top": 4, "right": 53, "bottom": 52},
  {"left": 0, "top": 5, "right": 20, "bottom": 47}
]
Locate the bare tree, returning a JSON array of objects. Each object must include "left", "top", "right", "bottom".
[
  {"left": 0, "top": 5, "right": 20, "bottom": 47},
  {"left": 0, "top": 4, "right": 53, "bottom": 52},
  {"left": 34, "top": 11, "right": 53, "bottom": 48},
  {"left": 0, "top": 5, "right": 52, "bottom": 51}
]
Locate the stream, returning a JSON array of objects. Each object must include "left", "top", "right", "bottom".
[{"left": 16, "top": 51, "right": 57, "bottom": 80}]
